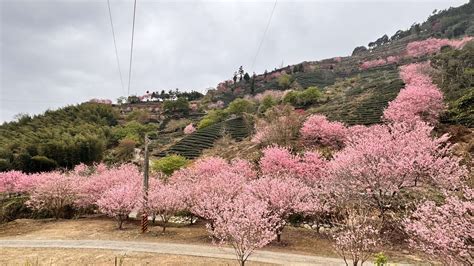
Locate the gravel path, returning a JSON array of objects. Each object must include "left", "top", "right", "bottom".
[{"left": 0, "top": 239, "right": 350, "bottom": 265}]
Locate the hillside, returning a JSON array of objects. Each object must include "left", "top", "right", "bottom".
[
  {"left": 0, "top": 104, "right": 119, "bottom": 172},
  {"left": 0, "top": 1, "right": 473, "bottom": 171}
]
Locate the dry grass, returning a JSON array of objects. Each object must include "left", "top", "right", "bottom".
[
  {"left": 0, "top": 248, "right": 272, "bottom": 265},
  {"left": 0, "top": 216, "right": 423, "bottom": 264}
]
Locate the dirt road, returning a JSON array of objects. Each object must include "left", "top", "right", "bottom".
[{"left": 0, "top": 239, "right": 349, "bottom": 265}]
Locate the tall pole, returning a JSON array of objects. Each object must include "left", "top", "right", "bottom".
[{"left": 141, "top": 134, "right": 149, "bottom": 233}]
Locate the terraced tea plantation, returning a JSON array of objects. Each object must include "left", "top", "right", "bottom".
[
  {"left": 155, "top": 117, "right": 249, "bottom": 159},
  {"left": 313, "top": 68, "right": 404, "bottom": 125},
  {"left": 293, "top": 70, "right": 336, "bottom": 89}
]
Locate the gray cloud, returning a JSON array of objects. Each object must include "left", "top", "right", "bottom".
[{"left": 0, "top": 0, "right": 467, "bottom": 122}]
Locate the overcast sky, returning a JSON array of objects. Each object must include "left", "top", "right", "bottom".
[{"left": 0, "top": 0, "right": 468, "bottom": 122}]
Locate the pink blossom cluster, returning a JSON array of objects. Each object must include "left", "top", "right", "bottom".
[
  {"left": 217, "top": 80, "right": 232, "bottom": 93},
  {"left": 26, "top": 172, "right": 79, "bottom": 219},
  {"left": 406, "top": 36, "right": 473, "bottom": 57},
  {"left": 89, "top": 98, "right": 112, "bottom": 104},
  {"left": 146, "top": 179, "right": 185, "bottom": 232},
  {"left": 0, "top": 170, "right": 31, "bottom": 194},
  {"left": 383, "top": 62, "right": 444, "bottom": 124},
  {"left": 265, "top": 71, "right": 283, "bottom": 81},
  {"left": 360, "top": 59, "right": 387, "bottom": 70},
  {"left": 183, "top": 123, "right": 196, "bottom": 134},
  {"left": 207, "top": 100, "right": 225, "bottom": 110},
  {"left": 259, "top": 145, "right": 327, "bottom": 186},
  {"left": 333, "top": 57, "right": 342, "bottom": 63},
  {"left": 0, "top": 163, "right": 142, "bottom": 225},
  {"left": 138, "top": 93, "right": 153, "bottom": 101},
  {"left": 300, "top": 114, "right": 348, "bottom": 149},
  {"left": 404, "top": 194, "right": 474, "bottom": 265},
  {"left": 360, "top": 55, "right": 400, "bottom": 70},
  {"left": 251, "top": 90, "right": 286, "bottom": 103},
  {"left": 329, "top": 121, "right": 466, "bottom": 203},
  {"left": 97, "top": 181, "right": 141, "bottom": 229}
]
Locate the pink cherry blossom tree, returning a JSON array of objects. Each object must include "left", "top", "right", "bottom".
[
  {"left": 403, "top": 193, "right": 474, "bottom": 265},
  {"left": 147, "top": 180, "right": 186, "bottom": 232},
  {"left": 333, "top": 206, "right": 380, "bottom": 266},
  {"left": 300, "top": 114, "right": 348, "bottom": 149},
  {"left": 259, "top": 145, "right": 327, "bottom": 186},
  {"left": 183, "top": 123, "right": 196, "bottom": 134},
  {"left": 26, "top": 172, "right": 78, "bottom": 219},
  {"left": 96, "top": 182, "right": 141, "bottom": 229},
  {"left": 251, "top": 105, "right": 305, "bottom": 147},
  {"left": 383, "top": 62, "right": 444, "bottom": 124},
  {"left": 360, "top": 59, "right": 387, "bottom": 70},
  {"left": 329, "top": 121, "right": 467, "bottom": 222},
  {"left": 170, "top": 157, "right": 256, "bottom": 223},
  {"left": 406, "top": 36, "right": 473, "bottom": 57},
  {"left": 0, "top": 171, "right": 28, "bottom": 195},
  {"left": 247, "top": 176, "right": 315, "bottom": 242},
  {"left": 207, "top": 193, "right": 278, "bottom": 266},
  {"left": 75, "top": 163, "right": 141, "bottom": 208}
]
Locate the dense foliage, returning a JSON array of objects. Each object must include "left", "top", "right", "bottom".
[
  {"left": 151, "top": 155, "right": 189, "bottom": 176},
  {"left": 0, "top": 103, "right": 118, "bottom": 173}
]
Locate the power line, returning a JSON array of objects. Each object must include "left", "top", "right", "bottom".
[
  {"left": 107, "top": 0, "right": 126, "bottom": 95},
  {"left": 127, "top": 0, "right": 137, "bottom": 97},
  {"left": 251, "top": 0, "right": 277, "bottom": 73}
]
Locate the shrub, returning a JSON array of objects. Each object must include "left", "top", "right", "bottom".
[
  {"left": 152, "top": 155, "right": 189, "bottom": 176},
  {"left": 283, "top": 87, "right": 322, "bottom": 108},
  {"left": 374, "top": 252, "right": 388, "bottom": 266},
  {"left": 126, "top": 109, "right": 150, "bottom": 124},
  {"left": 165, "top": 118, "right": 192, "bottom": 132},
  {"left": 115, "top": 138, "right": 136, "bottom": 161},
  {"left": 277, "top": 73, "right": 293, "bottom": 89},
  {"left": 298, "top": 87, "right": 323, "bottom": 107},
  {"left": 163, "top": 97, "right": 190, "bottom": 115},
  {"left": 198, "top": 110, "right": 227, "bottom": 129},
  {"left": 251, "top": 105, "right": 305, "bottom": 147},
  {"left": 30, "top": 156, "right": 58, "bottom": 173},
  {"left": 226, "top": 99, "right": 256, "bottom": 116},
  {"left": 258, "top": 95, "right": 277, "bottom": 113},
  {"left": 112, "top": 121, "right": 156, "bottom": 144}
]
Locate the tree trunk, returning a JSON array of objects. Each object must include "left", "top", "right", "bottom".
[
  {"left": 152, "top": 214, "right": 156, "bottom": 225},
  {"left": 162, "top": 223, "right": 166, "bottom": 233},
  {"left": 277, "top": 232, "right": 281, "bottom": 242},
  {"left": 118, "top": 216, "right": 124, "bottom": 230}
]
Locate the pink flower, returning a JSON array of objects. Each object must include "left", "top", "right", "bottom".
[{"left": 183, "top": 123, "right": 196, "bottom": 134}]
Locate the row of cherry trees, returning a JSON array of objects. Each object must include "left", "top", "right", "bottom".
[
  {"left": 1, "top": 118, "right": 470, "bottom": 265},
  {"left": 359, "top": 36, "right": 472, "bottom": 70}
]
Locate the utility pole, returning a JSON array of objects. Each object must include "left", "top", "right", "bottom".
[{"left": 141, "top": 134, "right": 150, "bottom": 233}]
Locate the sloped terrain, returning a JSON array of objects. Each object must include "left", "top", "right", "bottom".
[
  {"left": 313, "top": 68, "right": 404, "bottom": 125},
  {"left": 155, "top": 117, "right": 249, "bottom": 159}
]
